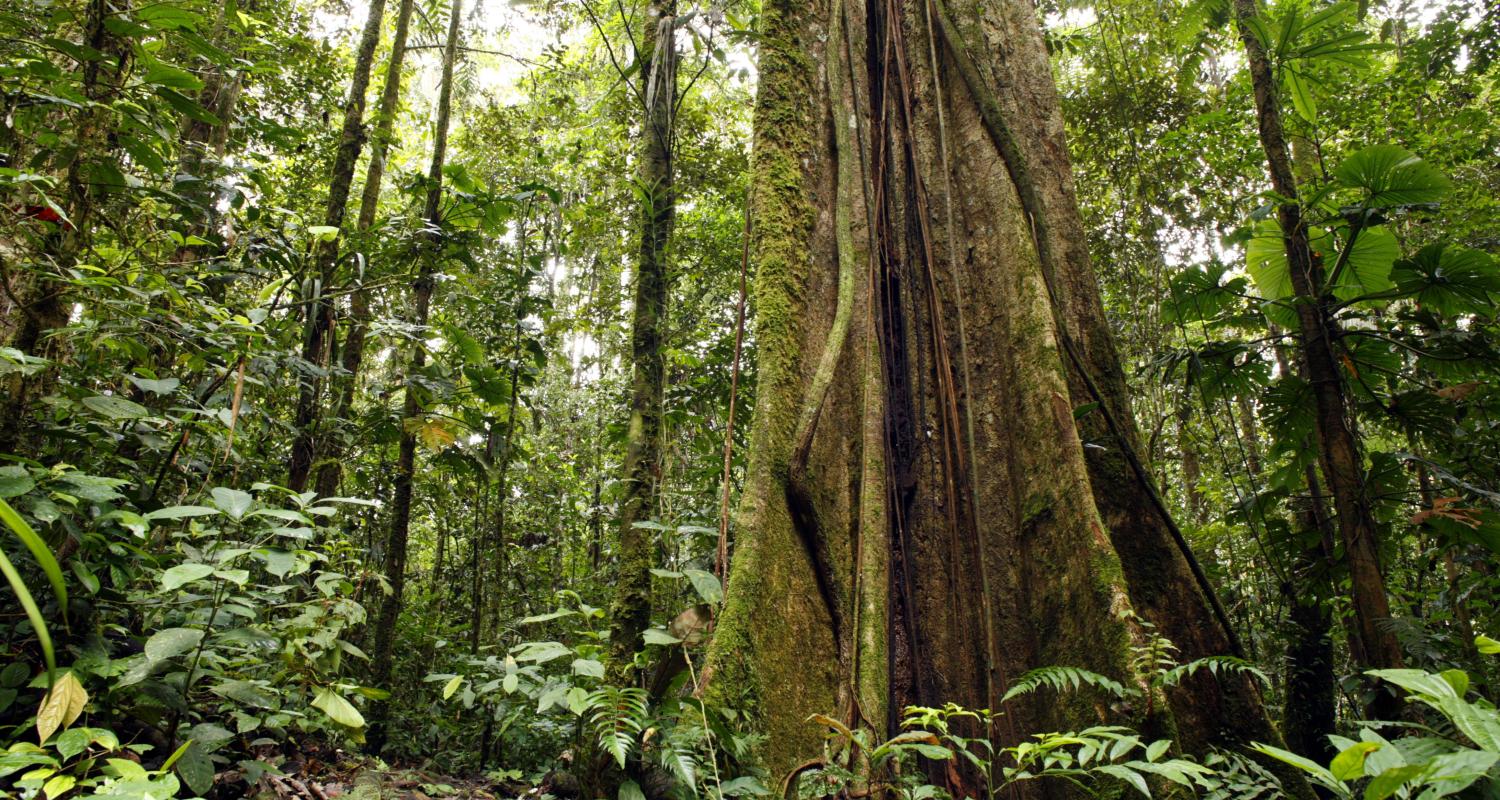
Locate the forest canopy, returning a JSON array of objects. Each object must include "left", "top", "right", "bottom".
[{"left": 0, "top": 0, "right": 1497, "bottom": 798}]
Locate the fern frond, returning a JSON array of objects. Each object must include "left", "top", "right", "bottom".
[
  {"left": 588, "top": 686, "right": 650, "bottom": 769},
  {"left": 1158, "top": 656, "right": 1271, "bottom": 690},
  {"left": 1001, "top": 666, "right": 1134, "bottom": 703}
]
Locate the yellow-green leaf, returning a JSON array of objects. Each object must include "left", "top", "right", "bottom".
[{"left": 36, "top": 671, "right": 87, "bottom": 743}]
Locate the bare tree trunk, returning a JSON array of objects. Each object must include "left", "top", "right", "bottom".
[
  {"left": 365, "top": 0, "right": 462, "bottom": 752},
  {"left": 1231, "top": 0, "right": 1404, "bottom": 715},
  {"left": 316, "top": 0, "right": 417, "bottom": 498},
  {"left": 607, "top": 0, "right": 677, "bottom": 682},
  {"left": 287, "top": 0, "right": 390, "bottom": 492}
]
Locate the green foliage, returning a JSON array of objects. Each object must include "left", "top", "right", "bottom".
[{"left": 1252, "top": 641, "right": 1500, "bottom": 799}]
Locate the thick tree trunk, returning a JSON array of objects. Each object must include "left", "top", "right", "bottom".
[
  {"left": 366, "top": 0, "right": 461, "bottom": 752},
  {"left": 607, "top": 0, "right": 677, "bottom": 681},
  {"left": 315, "top": 0, "right": 417, "bottom": 498},
  {"left": 287, "top": 0, "right": 390, "bottom": 492},
  {"left": 703, "top": 1, "right": 1302, "bottom": 793},
  {"left": 1231, "top": 0, "right": 1404, "bottom": 711}
]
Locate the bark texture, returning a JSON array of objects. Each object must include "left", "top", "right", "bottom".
[
  {"left": 703, "top": 0, "right": 1306, "bottom": 793},
  {"left": 608, "top": 0, "right": 678, "bottom": 680}
]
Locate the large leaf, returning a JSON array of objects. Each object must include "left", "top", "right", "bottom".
[
  {"left": 311, "top": 687, "right": 365, "bottom": 728},
  {"left": 210, "top": 487, "right": 253, "bottom": 519},
  {"left": 162, "top": 563, "right": 214, "bottom": 590},
  {"left": 1333, "top": 144, "right": 1451, "bottom": 208},
  {"left": 36, "top": 671, "right": 87, "bottom": 744},
  {"left": 1391, "top": 244, "right": 1500, "bottom": 317},
  {"left": 1246, "top": 218, "right": 1397, "bottom": 307},
  {"left": 81, "top": 394, "right": 149, "bottom": 420},
  {"left": 145, "top": 627, "right": 203, "bottom": 661}
]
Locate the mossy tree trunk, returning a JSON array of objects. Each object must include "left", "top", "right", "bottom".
[
  {"left": 703, "top": 0, "right": 1301, "bottom": 792},
  {"left": 365, "top": 0, "right": 461, "bottom": 753},
  {"left": 608, "top": 0, "right": 677, "bottom": 681}
]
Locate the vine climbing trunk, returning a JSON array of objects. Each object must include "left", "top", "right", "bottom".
[
  {"left": 365, "top": 0, "right": 461, "bottom": 753},
  {"left": 701, "top": 0, "right": 1308, "bottom": 794},
  {"left": 1231, "top": 0, "right": 1405, "bottom": 714},
  {"left": 316, "top": 0, "right": 417, "bottom": 498},
  {"left": 607, "top": 0, "right": 677, "bottom": 682},
  {"left": 287, "top": 0, "right": 390, "bottom": 493}
]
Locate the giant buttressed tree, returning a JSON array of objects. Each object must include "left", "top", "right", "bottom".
[{"left": 703, "top": 0, "right": 1302, "bottom": 789}]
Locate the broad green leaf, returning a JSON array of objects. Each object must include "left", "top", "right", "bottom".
[
  {"left": 443, "top": 675, "right": 464, "bottom": 699},
  {"left": 1333, "top": 145, "right": 1451, "bottom": 208},
  {"left": 143, "top": 60, "right": 202, "bottom": 91},
  {"left": 126, "top": 376, "right": 180, "bottom": 395},
  {"left": 81, "top": 394, "right": 149, "bottom": 420},
  {"left": 162, "top": 563, "right": 214, "bottom": 590},
  {"left": 0, "top": 466, "right": 35, "bottom": 498},
  {"left": 1477, "top": 635, "right": 1500, "bottom": 655},
  {"left": 145, "top": 627, "right": 203, "bottom": 661},
  {"left": 1286, "top": 68, "right": 1317, "bottom": 123},
  {"left": 311, "top": 687, "right": 364, "bottom": 728},
  {"left": 210, "top": 487, "right": 253, "bottom": 519},
  {"left": 41, "top": 774, "right": 75, "bottom": 799},
  {"left": 54, "top": 727, "right": 91, "bottom": 760},
  {"left": 572, "top": 658, "right": 605, "bottom": 679},
  {"left": 514, "top": 641, "right": 571, "bottom": 663},
  {"left": 174, "top": 740, "right": 214, "bottom": 796},
  {"left": 1331, "top": 741, "right": 1380, "bottom": 780},
  {"left": 144, "top": 505, "right": 220, "bottom": 521},
  {"left": 683, "top": 568, "right": 723, "bottom": 604},
  {"left": 1390, "top": 245, "right": 1500, "bottom": 317},
  {"left": 643, "top": 628, "right": 681, "bottom": 646}
]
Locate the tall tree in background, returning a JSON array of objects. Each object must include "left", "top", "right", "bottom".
[
  {"left": 366, "top": 0, "right": 463, "bottom": 752},
  {"left": 317, "top": 0, "right": 418, "bottom": 498},
  {"left": 607, "top": 0, "right": 678, "bottom": 680},
  {"left": 702, "top": 0, "right": 1300, "bottom": 790},
  {"left": 286, "top": 0, "right": 390, "bottom": 492},
  {"left": 1230, "top": 0, "right": 1405, "bottom": 712}
]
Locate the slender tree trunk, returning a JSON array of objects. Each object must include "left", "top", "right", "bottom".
[
  {"left": 287, "top": 0, "right": 390, "bottom": 492},
  {"left": 701, "top": 2, "right": 1306, "bottom": 795},
  {"left": 1281, "top": 465, "right": 1338, "bottom": 761},
  {"left": 1231, "top": 0, "right": 1404, "bottom": 710},
  {"left": 1178, "top": 405, "right": 1205, "bottom": 525},
  {"left": 316, "top": 0, "right": 417, "bottom": 498},
  {"left": 365, "top": 0, "right": 462, "bottom": 752},
  {"left": 607, "top": 0, "right": 677, "bottom": 681}
]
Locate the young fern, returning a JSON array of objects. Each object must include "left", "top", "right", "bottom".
[
  {"left": 588, "top": 685, "right": 650, "bottom": 769},
  {"left": 1001, "top": 666, "right": 1133, "bottom": 703},
  {"left": 1159, "top": 656, "right": 1271, "bottom": 691}
]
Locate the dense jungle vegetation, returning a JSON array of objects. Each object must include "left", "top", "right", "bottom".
[{"left": 0, "top": 0, "right": 1498, "bottom": 797}]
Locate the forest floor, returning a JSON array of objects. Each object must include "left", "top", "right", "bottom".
[{"left": 240, "top": 747, "right": 506, "bottom": 800}]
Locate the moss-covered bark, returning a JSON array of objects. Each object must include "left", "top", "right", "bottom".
[
  {"left": 608, "top": 0, "right": 678, "bottom": 681},
  {"left": 704, "top": 0, "right": 1301, "bottom": 794}
]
